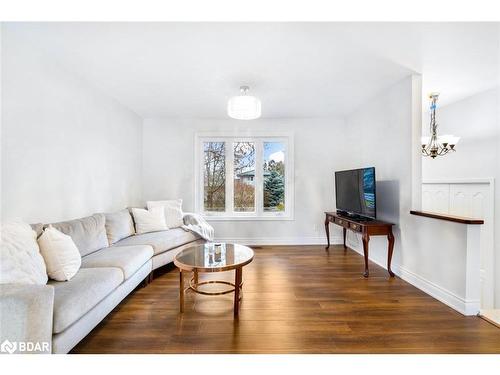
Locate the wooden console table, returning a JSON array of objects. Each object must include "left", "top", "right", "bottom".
[{"left": 324, "top": 212, "right": 395, "bottom": 277}]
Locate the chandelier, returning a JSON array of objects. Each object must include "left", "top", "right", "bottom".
[
  {"left": 227, "top": 86, "right": 261, "bottom": 120},
  {"left": 421, "top": 93, "right": 460, "bottom": 158}
]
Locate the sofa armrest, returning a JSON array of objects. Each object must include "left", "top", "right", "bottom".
[{"left": 0, "top": 284, "right": 54, "bottom": 354}]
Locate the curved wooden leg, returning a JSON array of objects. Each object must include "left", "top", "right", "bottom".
[
  {"left": 234, "top": 267, "right": 242, "bottom": 316},
  {"left": 179, "top": 269, "right": 184, "bottom": 313},
  {"left": 362, "top": 234, "right": 369, "bottom": 278},
  {"left": 324, "top": 217, "right": 330, "bottom": 250},
  {"left": 193, "top": 269, "right": 199, "bottom": 285},
  {"left": 387, "top": 231, "right": 395, "bottom": 277}
]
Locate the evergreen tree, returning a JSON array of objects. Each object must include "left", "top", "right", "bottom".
[{"left": 264, "top": 170, "right": 285, "bottom": 209}]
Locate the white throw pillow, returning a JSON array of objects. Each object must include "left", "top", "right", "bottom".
[
  {"left": 147, "top": 199, "right": 184, "bottom": 228},
  {"left": 131, "top": 207, "right": 168, "bottom": 234},
  {"left": 38, "top": 226, "right": 82, "bottom": 281},
  {"left": 0, "top": 221, "right": 48, "bottom": 285}
]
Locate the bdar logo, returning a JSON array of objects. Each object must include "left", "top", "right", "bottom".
[{"left": 1, "top": 339, "right": 17, "bottom": 354}]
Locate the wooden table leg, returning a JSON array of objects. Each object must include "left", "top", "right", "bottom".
[
  {"left": 324, "top": 216, "right": 330, "bottom": 250},
  {"left": 387, "top": 230, "right": 395, "bottom": 277},
  {"left": 234, "top": 267, "right": 242, "bottom": 316},
  {"left": 362, "top": 233, "right": 369, "bottom": 278},
  {"left": 343, "top": 227, "right": 347, "bottom": 250},
  {"left": 193, "top": 269, "right": 199, "bottom": 285},
  {"left": 179, "top": 269, "right": 184, "bottom": 313}
]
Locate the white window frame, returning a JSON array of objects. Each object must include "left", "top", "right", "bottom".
[{"left": 194, "top": 131, "right": 294, "bottom": 221}]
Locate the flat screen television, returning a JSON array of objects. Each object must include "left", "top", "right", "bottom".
[{"left": 335, "top": 167, "right": 376, "bottom": 220}]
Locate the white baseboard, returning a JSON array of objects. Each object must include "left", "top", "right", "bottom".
[
  {"left": 398, "top": 266, "right": 479, "bottom": 316},
  {"left": 214, "top": 236, "right": 343, "bottom": 246},
  {"left": 346, "top": 237, "right": 478, "bottom": 316}
]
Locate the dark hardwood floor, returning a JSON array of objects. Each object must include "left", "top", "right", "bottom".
[{"left": 71, "top": 245, "right": 500, "bottom": 354}]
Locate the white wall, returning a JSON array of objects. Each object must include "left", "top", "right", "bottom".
[
  {"left": 142, "top": 117, "right": 349, "bottom": 244},
  {"left": 343, "top": 77, "right": 415, "bottom": 273},
  {"left": 422, "top": 87, "right": 500, "bottom": 308},
  {"left": 345, "top": 76, "right": 481, "bottom": 313},
  {"left": 1, "top": 26, "right": 143, "bottom": 223}
]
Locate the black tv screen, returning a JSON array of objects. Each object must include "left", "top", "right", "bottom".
[{"left": 335, "top": 167, "right": 376, "bottom": 219}]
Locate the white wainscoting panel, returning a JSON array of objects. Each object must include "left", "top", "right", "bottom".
[
  {"left": 422, "top": 184, "right": 450, "bottom": 213},
  {"left": 422, "top": 180, "right": 494, "bottom": 309}
]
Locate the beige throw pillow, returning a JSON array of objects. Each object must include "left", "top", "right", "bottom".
[
  {"left": 147, "top": 199, "right": 184, "bottom": 228},
  {"left": 38, "top": 226, "right": 81, "bottom": 281},
  {"left": 131, "top": 207, "right": 168, "bottom": 234}
]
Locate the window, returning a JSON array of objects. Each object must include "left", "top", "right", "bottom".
[
  {"left": 233, "top": 142, "right": 255, "bottom": 212},
  {"left": 195, "top": 133, "right": 294, "bottom": 220},
  {"left": 203, "top": 142, "right": 225, "bottom": 212},
  {"left": 263, "top": 142, "right": 286, "bottom": 213}
]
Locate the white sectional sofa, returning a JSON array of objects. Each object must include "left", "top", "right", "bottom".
[{"left": 0, "top": 209, "right": 205, "bottom": 354}]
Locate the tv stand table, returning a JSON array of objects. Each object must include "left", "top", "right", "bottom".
[{"left": 324, "top": 212, "right": 395, "bottom": 277}]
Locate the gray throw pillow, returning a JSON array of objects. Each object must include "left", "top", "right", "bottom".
[
  {"left": 30, "top": 223, "right": 44, "bottom": 239},
  {"left": 104, "top": 209, "right": 135, "bottom": 245}
]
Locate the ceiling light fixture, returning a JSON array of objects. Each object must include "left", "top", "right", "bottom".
[
  {"left": 227, "top": 86, "right": 261, "bottom": 120},
  {"left": 421, "top": 93, "right": 460, "bottom": 159}
]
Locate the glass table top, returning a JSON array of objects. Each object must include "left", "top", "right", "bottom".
[{"left": 174, "top": 243, "right": 254, "bottom": 271}]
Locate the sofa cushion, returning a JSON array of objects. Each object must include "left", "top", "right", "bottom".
[
  {"left": 104, "top": 209, "right": 135, "bottom": 245},
  {"left": 49, "top": 267, "right": 123, "bottom": 334},
  {"left": 81, "top": 245, "right": 153, "bottom": 279},
  {"left": 113, "top": 228, "right": 198, "bottom": 255},
  {"left": 48, "top": 214, "right": 108, "bottom": 257}
]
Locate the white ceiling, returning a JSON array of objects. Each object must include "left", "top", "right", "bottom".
[{"left": 5, "top": 22, "right": 499, "bottom": 118}]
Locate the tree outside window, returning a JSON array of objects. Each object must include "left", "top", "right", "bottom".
[
  {"left": 204, "top": 142, "right": 225, "bottom": 211},
  {"left": 263, "top": 142, "right": 285, "bottom": 212}
]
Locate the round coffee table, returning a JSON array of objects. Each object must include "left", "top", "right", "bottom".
[{"left": 173, "top": 243, "right": 254, "bottom": 316}]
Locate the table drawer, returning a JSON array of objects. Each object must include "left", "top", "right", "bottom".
[
  {"left": 335, "top": 217, "right": 348, "bottom": 227},
  {"left": 349, "top": 222, "right": 362, "bottom": 232}
]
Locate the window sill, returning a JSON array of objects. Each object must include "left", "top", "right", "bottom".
[{"left": 203, "top": 215, "right": 294, "bottom": 221}]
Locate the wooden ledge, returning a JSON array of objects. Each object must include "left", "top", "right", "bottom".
[{"left": 410, "top": 210, "right": 484, "bottom": 225}]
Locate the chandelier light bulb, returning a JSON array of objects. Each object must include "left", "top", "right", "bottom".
[{"left": 448, "top": 136, "right": 460, "bottom": 147}]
